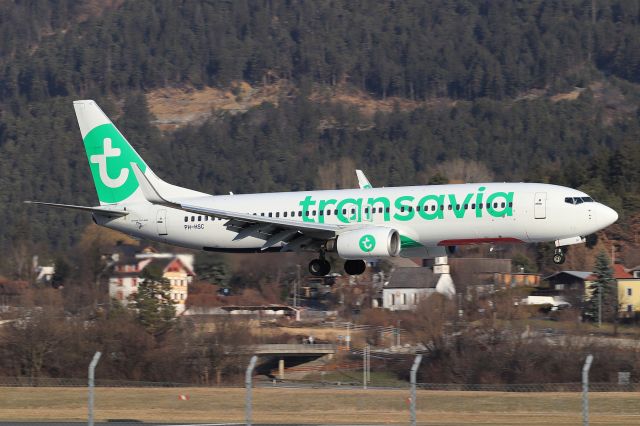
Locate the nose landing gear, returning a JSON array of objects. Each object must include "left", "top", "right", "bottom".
[{"left": 552, "top": 247, "right": 566, "bottom": 265}]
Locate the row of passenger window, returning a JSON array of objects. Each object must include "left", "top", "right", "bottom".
[
  {"left": 565, "top": 197, "right": 594, "bottom": 205},
  {"left": 183, "top": 201, "right": 513, "bottom": 222}
]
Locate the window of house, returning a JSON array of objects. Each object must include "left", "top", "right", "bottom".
[
  {"left": 402, "top": 294, "right": 407, "bottom": 305},
  {"left": 627, "top": 288, "right": 633, "bottom": 296},
  {"left": 627, "top": 304, "right": 633, "bottom": 312}
]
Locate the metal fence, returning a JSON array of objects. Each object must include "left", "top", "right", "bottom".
[{"left": 1, "top": 376, "right": 638, "bottom": 392}]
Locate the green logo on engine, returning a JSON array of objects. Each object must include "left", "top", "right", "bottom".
[{"left": 359, "top": 234, "right": 376, "bottom": 252}]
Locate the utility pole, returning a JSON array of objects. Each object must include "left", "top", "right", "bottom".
[
  {"left": 363, "top": 344, "right": 370, "bottom": 389},
  {"left": 598, "top": 282, "right": 602, "bottom": 328},
  {"left": 293, "top": 264, "right": 300, "bottom": 308}
]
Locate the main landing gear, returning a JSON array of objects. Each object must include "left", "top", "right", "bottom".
[
  {"left": 553, "top": 247, "right": 567, "bottom": 265},
  {"left": 308, "top": 254, "right": 367, "bottom": 277},
  {"left": 308, "top": 256, "right": 331, "bottom": 276}
]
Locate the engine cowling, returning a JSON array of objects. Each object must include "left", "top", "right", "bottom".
[{"left": 330, "top": 227, "right": 401, "bottom": 259}]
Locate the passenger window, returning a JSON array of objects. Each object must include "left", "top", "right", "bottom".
[
  {"left": 471, "top": 203, "right": 475, "bottom": 209},
  {"left": 378, "top": 207, "right": 383, "bottom": 213},
  {"left": 408, "top": 206, "right": 413, "bottom": 212},
  {"left": 184, "top": 216, "right": 188, "bottom": 222},
  {"left": 319, "top": 210, "right": 323, "bottom": 216},
  {"left": 508, "top": 202, "right": 513, "bottom": 207},
  {"left": 448, "top": 205, "right": 452, "bottom": 210},
  {"left": 283, "top": 212, "right": 287, "bottom": 217},
  {"left": 351, "top": 208, "right": 355, "bottom": 214},
  {"left": 291, "top": 211, "right": 295, "bottom": 216},
  {"left": 464, "top": 204, "right": 468, "bottom": 210},
  {"left": 456, "top": 204, "right": 460, "bottom": 210},
  {"left": 269, "top": 212, "right": 273, "bottom": 217},
  {"left": 198, "top": 216, "right": 202, "bottom": 221},
  {"left": 276, "top": 212, "right": 280, "bottom": 218},
  {"left": 312, "top": 210, "right": 317, "bottom": 216},
  {"left": 493, "top": 202, "right": 498, "bottom": 208},
  {"left": 364, "top": 207, "right": 369, "bottom": 214},
  {"left": 431, "top": 205, "right": 436, "bottom": 212},
  {"left": 343, "top": 208, "right": 347, "bottom": 215},
  {"left": 261, "top": 212, "right": 265, "bottom": 216},
  {"left": 326, "top": 210, "right": 331, "bottom": 216},
  {"left": 191, "top": 216, "right": 195, "bottom": 222},
  {"left": 385, "top": 207, "right": 390, "bottom": 213},
  {"left": 440, "top": 205, "right": 444, "bottom": 211},
  {"left": 298, "top": 211, "right": 302, "bottom": 217},
  {"left": 305, "top": 211, "right": 309, "bottom": 217},
  {"left": 400, "top": 207, "right": 405, "bottom": 212},
  {"left": 334, "top": 209, "right": 339, "bottom": 215},
  {"left": 416, "top": 205, "right": 421, "bottom": 211},
  {"left": 501, "top": 202, "right": 505, "bottom": 208}
]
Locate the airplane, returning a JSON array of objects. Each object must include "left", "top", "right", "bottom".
[{"left": 27, "top": 100, "right": 619, "bottom": 276}]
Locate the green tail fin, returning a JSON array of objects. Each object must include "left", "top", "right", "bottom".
[{"left": 74, "top": 100, "right": 148, "bottom": 204}]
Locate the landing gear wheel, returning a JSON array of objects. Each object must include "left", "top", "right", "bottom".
[
  {"left": 344, "top": 259, "right": 366, "bottom": 275},
  {"left": 309, "top": 258, "right": 331, "bottom": 276},
  {"left": 552, "top": 247, "right": 566, "bottom": 265}
]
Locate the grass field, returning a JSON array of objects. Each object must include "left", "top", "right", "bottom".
[{"left": 1, "top": 386, "right": 639, "bottom": 425}]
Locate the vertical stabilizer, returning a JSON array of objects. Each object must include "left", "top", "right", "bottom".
[{"left": 74, "top": 100, "right": 149, "bottom": 205}]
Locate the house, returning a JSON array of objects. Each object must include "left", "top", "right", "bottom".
[
  {"left": 614, "top": 264, "right": 640, "bottom": 318},
  {"left": 543, "top": 265, "right": 640, "bottom": 317},
  {"left": 108, "top": 244, "right": 194, "bottom": 315},
  {"left": 448, "top": 258, "right": 512, "bottom": 294},
  {"left": 382, "top": 263, "right": 454, "bottom": 311}
]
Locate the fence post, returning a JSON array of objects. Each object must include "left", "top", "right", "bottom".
[
  {"left": 245, "top": 355, "right": 258, "bottom": 426},
  {"left": 410, "top": 354, "right": 423, "bottom": 426},
  {"left": 582, "top": 354, "right": 594, "bottom": 426},
  {"left": 88, "top": 351, "right": 102, "bottom": 426}
]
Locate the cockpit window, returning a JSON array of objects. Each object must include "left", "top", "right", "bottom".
[{"left": 565, "top": 196, "right": 595, "bottom": 205}]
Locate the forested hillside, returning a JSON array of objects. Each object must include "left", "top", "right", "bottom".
[{"left": 1, "top": 0, "right": 640, "bottom": 271}]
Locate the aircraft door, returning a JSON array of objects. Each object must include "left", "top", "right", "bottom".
[
  {"left": 157, "top": 209, "right": 168, "bottom": 236},
  {"left": 534, "top": 192, "right": 546, "bottom": 219}
]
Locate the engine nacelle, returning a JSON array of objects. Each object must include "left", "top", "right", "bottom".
[{"left": 330, "top": 227, "right": 401, "bottom": 259}]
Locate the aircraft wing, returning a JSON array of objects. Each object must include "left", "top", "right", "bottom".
[
  {"left": 24, "top": 201, "right": 129, "bottom": 217},
  {"left": 131, "top": 164, "right": 352, "bottom": 251}
]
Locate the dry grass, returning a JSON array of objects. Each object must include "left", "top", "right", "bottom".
[{"left": 0, "top": 387, "right": 639, "bottom": 425}]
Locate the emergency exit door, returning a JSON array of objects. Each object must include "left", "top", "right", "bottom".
[
  {"left": 157, "top": 209, "right": 168, "bottom": 235},
  {"left": 534, "top": 192, "right": 546, "bottom": 219}
]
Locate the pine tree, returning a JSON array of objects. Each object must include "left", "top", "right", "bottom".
[
  {"left": 584, "top": 251, "right": 618, "bottom": 328},
  {"left": 130, "top": 264, "right": 175, "bottom": 335}
]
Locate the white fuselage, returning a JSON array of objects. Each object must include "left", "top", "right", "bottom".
[{"left": 95, "top": 182, "right": 617, "bottom": 258}]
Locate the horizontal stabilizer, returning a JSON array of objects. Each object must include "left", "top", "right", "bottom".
[{"left": 24, "top": 201, "right": 129, "bottom": 217}]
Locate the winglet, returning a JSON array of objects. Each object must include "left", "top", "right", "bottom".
[
  {"left": 356, "top": 170, "right": 373, "bottom": 189},
  {"left": 130, "top": 163, "right": 176, "bottom": 207}
]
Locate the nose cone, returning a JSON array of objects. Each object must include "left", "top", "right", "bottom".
[{"left": 600, "top": 204, "right": 619, "bottom": 228}]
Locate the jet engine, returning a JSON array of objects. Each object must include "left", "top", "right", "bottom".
[{"left": 328, "top": 227, "right": 401, "bottom": 259}]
